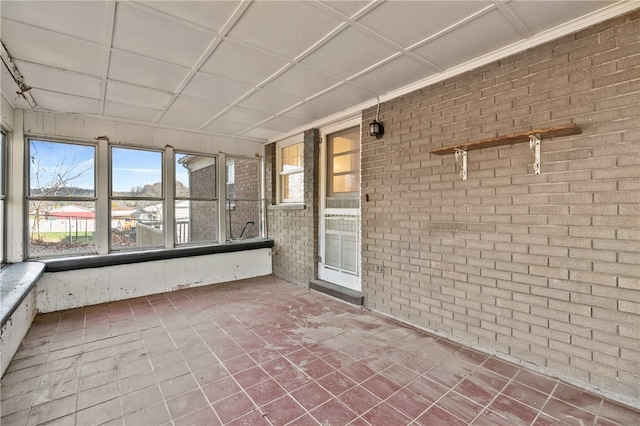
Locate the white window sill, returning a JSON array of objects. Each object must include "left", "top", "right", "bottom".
[{"left": 268, "top": 203, "right": 306, "bottom": 210}]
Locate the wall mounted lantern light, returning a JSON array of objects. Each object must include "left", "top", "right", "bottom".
[{"left": 369, "top": 96, "right": 384, "bottom": 139}]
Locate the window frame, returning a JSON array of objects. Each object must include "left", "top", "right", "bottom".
[
  {"left": 23, "top": 138, "right": 265, "bottom": 260},
  {"left": 0, "top": 130, "right": 6, "bottom": 265},
  {"left": 225, "top": 155, "right": 264, "bottom": 242},
  {"left": 276, "top": 138, "right": 304, "bottom": 204},
  {"left": 25, "top": 138, "right": 98, "bottom": 258},
  {"left": 174, "top": 151, "right": 218, "bottom": 246},
  {"left": 109, "top": 145, "right": 164, "bottom": 252},
  {"left": 326, "top": 126, "right": 360, "bottom": 198}
]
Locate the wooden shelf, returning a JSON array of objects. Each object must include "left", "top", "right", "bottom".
[{"left": 431, "top": 123, "right": 581, "bottom": 155}]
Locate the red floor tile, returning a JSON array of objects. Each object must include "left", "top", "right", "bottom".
[
  {"left": 3, "top": 276, "right": 639, "bottom": 426},
  {"left": 309, "top": 398, "right": 359, "bottom": 425},
  {"left": 261, "top": 394, "right": 306, "bottom": 426},
  {"left": 291, "top": 381, "right": 332, "bottom": 410},
  {"left": 211, "top": 391, "right": 258, "bottom": 424}
]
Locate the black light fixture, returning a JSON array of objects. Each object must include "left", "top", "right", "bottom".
[{"left": 369, "top": 96, "right": 384, "bottom": 139}]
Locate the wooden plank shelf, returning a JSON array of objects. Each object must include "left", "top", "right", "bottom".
[{"left": 431, "top": 123, "right": 581, "bottom": 155}]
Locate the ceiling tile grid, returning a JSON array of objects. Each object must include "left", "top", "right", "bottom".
[{"left": 0, "top": 0, "right": 626, "bottom": 142}]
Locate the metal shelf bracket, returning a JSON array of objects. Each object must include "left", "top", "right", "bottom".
[
  {"left": 529, "top": 134, "right": 541, "bottom": 175},
  {"left": 454, "top": 148, "right": 467, "bottom": 181}
]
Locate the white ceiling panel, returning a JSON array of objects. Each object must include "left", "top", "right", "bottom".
[
  {"left": 282, "top": 102, "right": 341, "bottom": 122},
  {"left": 1, "top": 19, "right": 103, "bottom": 76},
  {"left": 159, "top": 96, "right": 228, "bottom": 129},
  {"left": 139, "top": 0, "right": 242, "bottom": 34},
  {"left": 238, "top": 89, "right": 302, "bottom": 114},
  {"left": 200, "top": 41, "right": 289, "bottom": 86},
  {"left": 16, "top": 61, "right": 102, "bottom": 99},
  {"left": 106, "top": 81, "right": 173, "bottom": 110},
  {"left": 352, "top": 56, "right": 435, "bottom": 94},
  {"left": 182, "top": 73, "right": 253, "bottom": 104},
  {"left": 318, "top": 1, "right": 374, "bottom": 19},
  {"left": 239, "top": 127, "right": 282, "bottom": 140},
  {"left": 218, "top": 107, "right": 274, "bottom": 127},
  {"left": 357, "top": 1, "right": 491, "bottom": 49},
  {"left": 412, "top": 9, "right": 523, "bottom": 70},
  {"left": 112, "top": 3, "right": 214, "bottom": 66},
  {"left": 0, "top": 0, "right": 627, "bottom": 143},
  {"left": 108, "top": 50, "right": 190, "bottom": 92},
  {"left": 1, "top": 0, "right": 108, "bottom": 43},
  {"left": 310, "top": 83, "right": 378, "bottom": 110},
  {"left": 227, "top": 1, "right": 342, "bottom": 58},
  {"left": 265, "top": 65, "right": 342, "bottom": 99},
  {"left": 507, "top": 1, "right": 617, "bottom": 34},
  {"left": 258, "top": 115, "right": 309, "bottom": 133},
  {"left": 201, "top": 120, "right": 252, "bottom": 136},
  {"left": 103, "top": 102, "right": 162, "bottom": 123},
  {"left": 33, "top": 90, "right": 101, "bottom": 115},
  {"left": 302, "top": 27, "right": 397, "bottom": 79}
]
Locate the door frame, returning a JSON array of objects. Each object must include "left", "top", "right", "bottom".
[{"left": 318, "top": 116, "right": 362, "bottom": 291}]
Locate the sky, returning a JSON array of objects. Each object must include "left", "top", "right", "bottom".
[{"left": 29, "top": 140, "right": 190, "bottom": 194}]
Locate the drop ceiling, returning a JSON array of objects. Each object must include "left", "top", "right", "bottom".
[{"left": 0, "top": 0, "right": 634, "bottom": 144}]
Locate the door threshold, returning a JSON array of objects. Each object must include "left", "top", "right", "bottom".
[{"left": 309, "top": 279, "right": 363, "bottom": 306}]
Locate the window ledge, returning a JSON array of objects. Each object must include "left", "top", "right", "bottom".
[
  {"left": 40, "top": 239, "right": 275, "bottom": 272},
  {"left": 1, "top": 262, "right": 45, "bottom": 328},
  {"left": 268, "top": 203, "right": 306, "bottom": 210}
]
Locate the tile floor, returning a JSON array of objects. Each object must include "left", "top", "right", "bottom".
[{"left": 1, "top": 276, "right": 638, "bottom": 426}]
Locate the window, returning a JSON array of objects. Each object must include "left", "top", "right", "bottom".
[
  {"left": 278, "top": 140, "right": 303, "bottom": 203},
  {"left": 175, "top": 152, "right": 218, "bottom": 245},
  {"left": 25, "top": 139, "right": 264, "bottom": 259},
  {"left": 226, "top": 157, "right": 261, "bottom": 241},
  {"left": 0, "top": 130, "right": 6, "bottom": 265},
  {"left": 110, "top": 147, "right": 163, "bottom": 250},
  {"left": 327, "top": 127, "right": 360, "bottom": 197},
  {"left": 27, "top": 139, "right": 97, "bottom": 257}
]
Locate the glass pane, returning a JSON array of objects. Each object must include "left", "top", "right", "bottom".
[
  {"left": 283, "top": 172, "right": 303, "bottom": 202},
  {"left": 29, "top": 140, "right": 95, "bottom": 197},
  {"left": 227, "top": 157, "right": 260, "bottom": 199},
  {"left": 332, "top": 134, "right": 357, "bottom": 154},
  {"left": 332, "top": 174, "right": 359, "bottom": 193},
  {"left": 176, "top": 200, "right": 218, "bottom": 245},
  {"left": 175, "top": 153, "right": 216, "bottom": 199},
  {"left": 111, "top": 200, "right": 164, "bottom": 250},
  {"left": 112, "top": 147, "right": 162, "bottom": 197},
  {"left": 226, "top": 200, "right": 260, "bottom": 241},
  {"left": 281, "top": 143, "right": 302, "bottom": 170},
  {"left": 28, "top": 200, "right": 97, "bottom": 257},
  {"left": 333, "top": 153, "right": 358, "bottom": 174}
]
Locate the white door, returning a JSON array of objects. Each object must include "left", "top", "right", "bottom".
[{"left": 318, "top": 121, "right": 361, "bottom": 291}]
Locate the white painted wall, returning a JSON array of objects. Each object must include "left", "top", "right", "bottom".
[
  {"left": 0, "top": 288, "right": 37, "bottom": 376},
  {"left": 36, "top": 248, "right": 272, "bottom": 313}
]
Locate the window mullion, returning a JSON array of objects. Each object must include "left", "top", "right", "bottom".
[
  {"left": 217, "top": 152, "right": 227, "bottom": 243},
  {"left": 165, "top": 145, "right": 174, "bottom": 248},
  {"left": 97, "top": 141, "right": 109, "bottom": 254}
]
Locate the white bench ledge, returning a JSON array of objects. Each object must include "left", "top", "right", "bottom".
[{"left": 0, "top": 262, "right": 45, "bottom": 328}]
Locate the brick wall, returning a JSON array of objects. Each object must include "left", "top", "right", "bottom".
[
  {"left": 227, "top": 157, "right": 261, "bottom": 240},
  {"left": 190, "top": 164, "right": 217, "bottom": 242},
  {"left": 267, "top": 129, "right": 320, "bottom": 284},
  {"left": 361, "top": 11, "right": 639, "bottom": 403}
]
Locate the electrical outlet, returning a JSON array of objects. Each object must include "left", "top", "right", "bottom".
[{"left": 375, "top": 265, "right": 384, "bottom": 273}]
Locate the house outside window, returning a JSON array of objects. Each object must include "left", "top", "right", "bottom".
[
  {"left": 226, "top": 156, "right": 261, "bottom": 241},
  {"left": 27, "top": 139, "right": 97, "bottom": 258},
  {"left": 277, "top": 140, "right": 304, "bottom": 203},
  {"left": 175, "top": 152, "right": 218, "bottom": 245}
]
